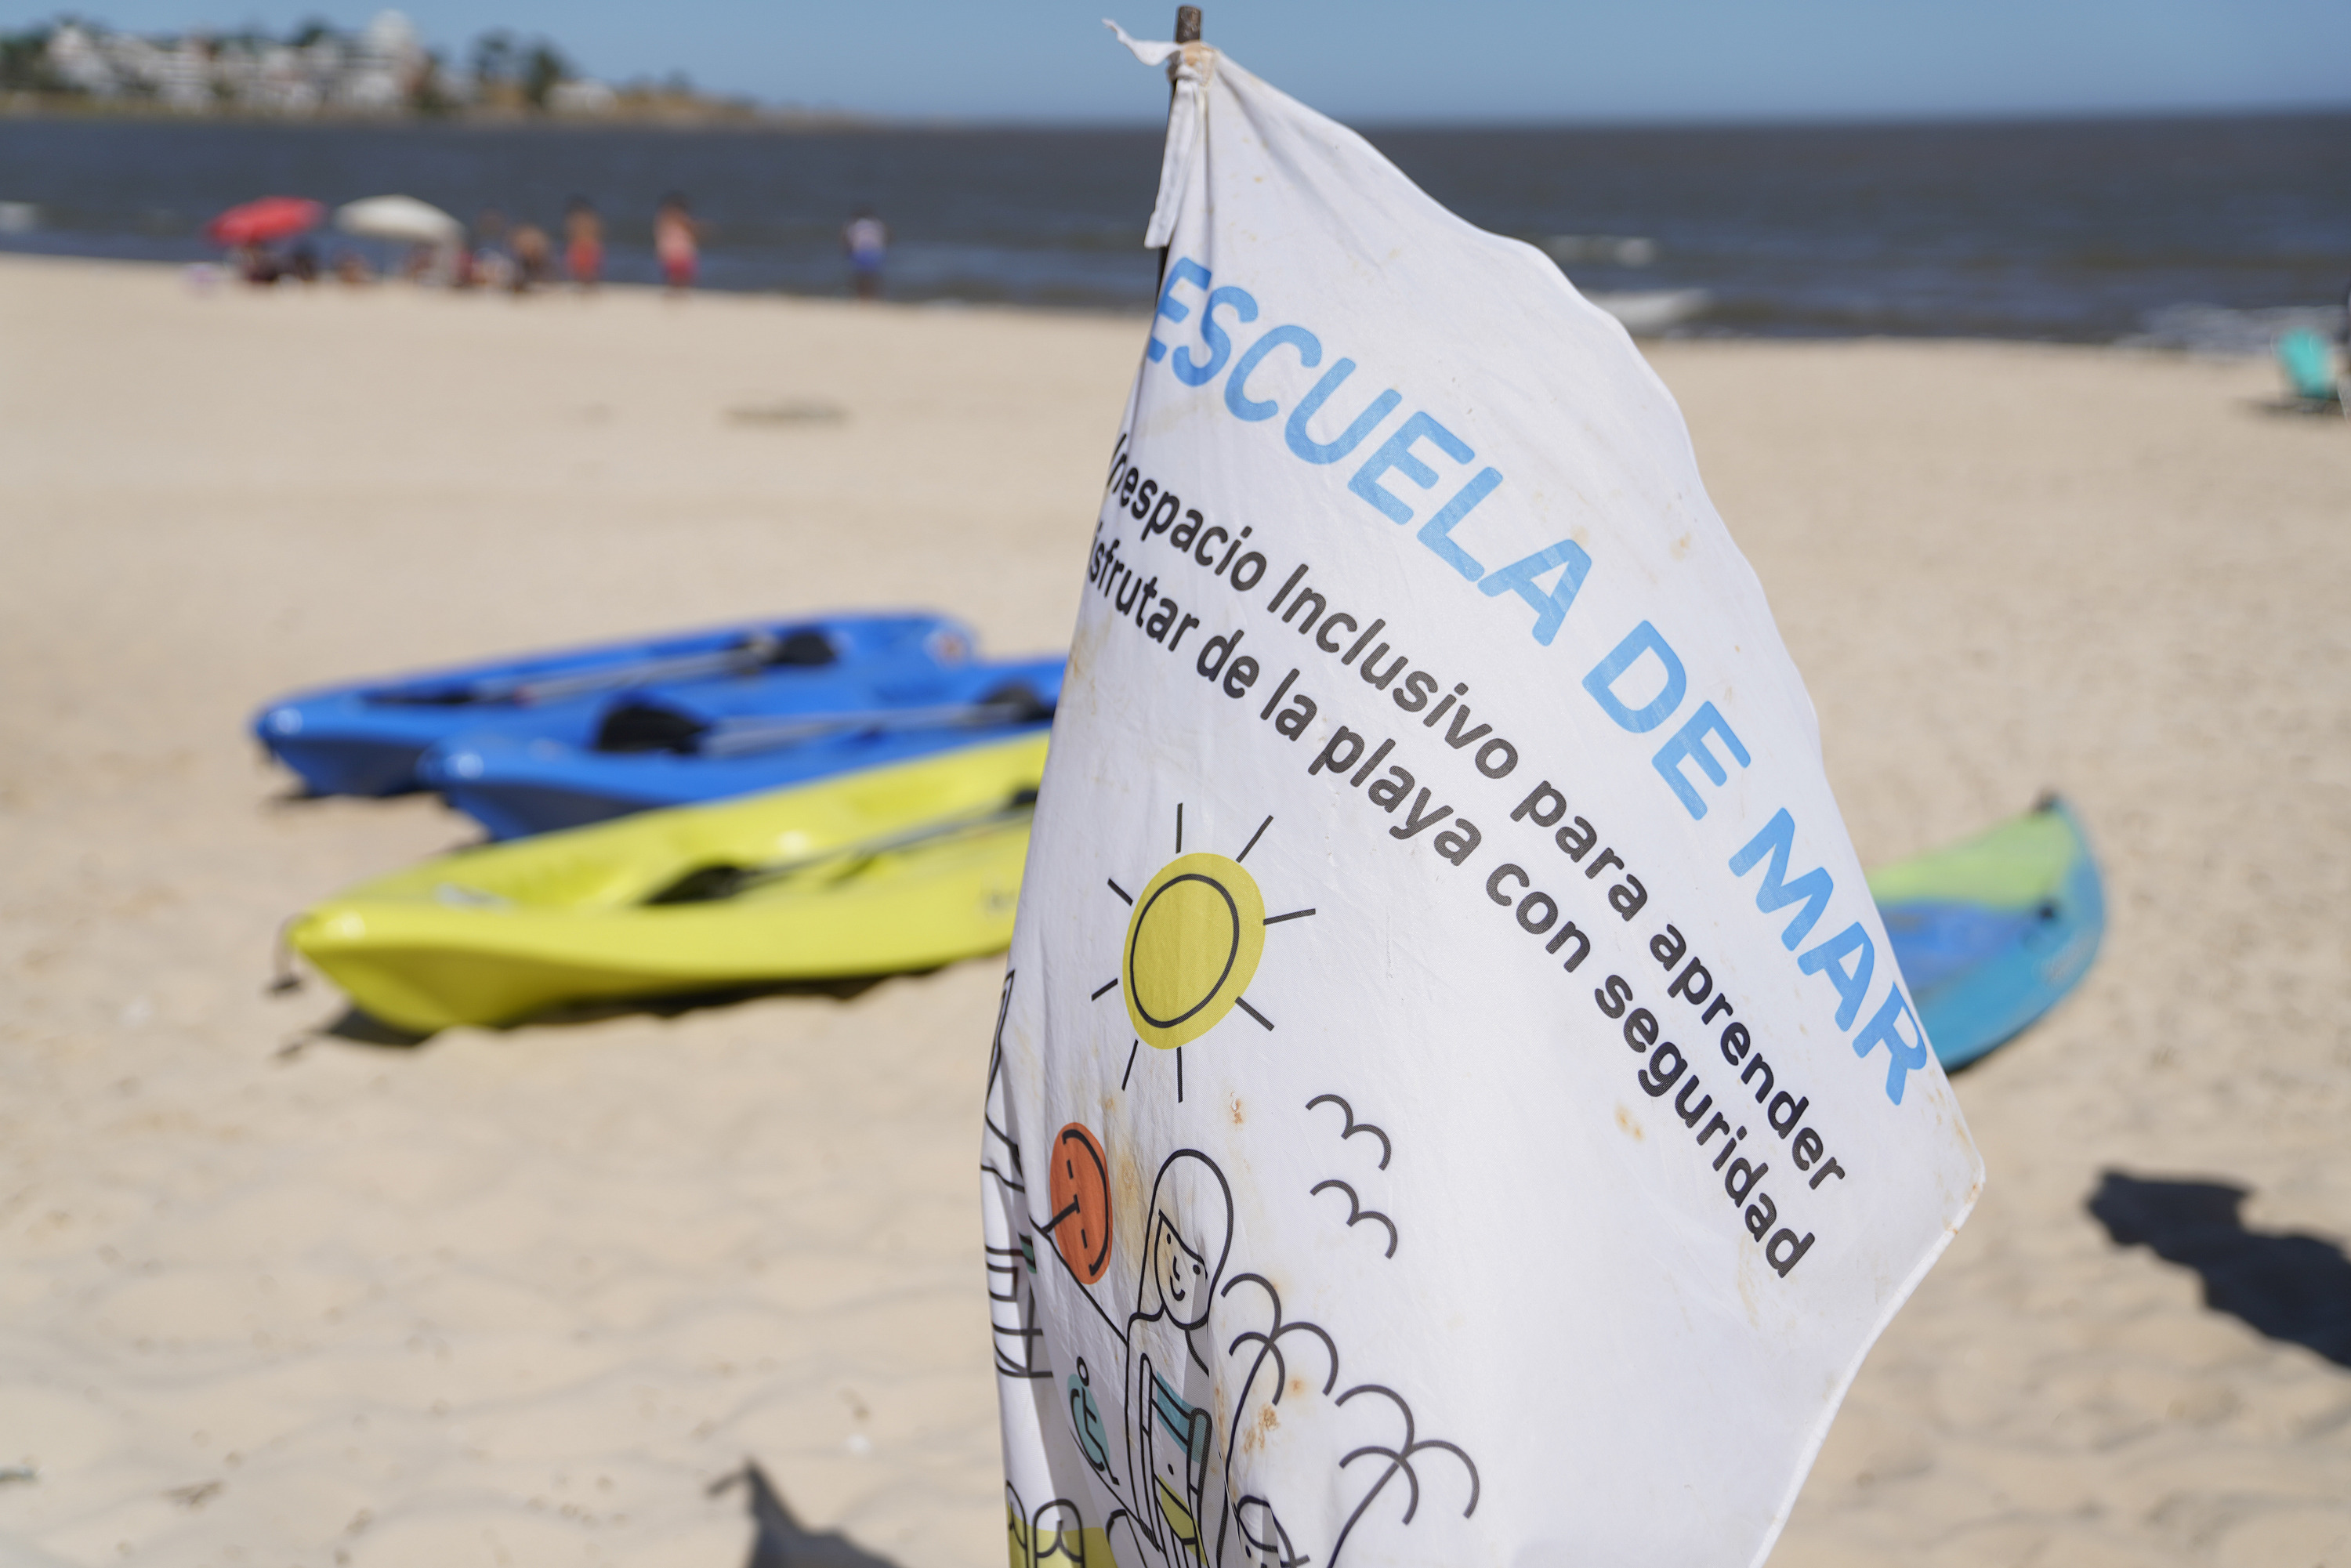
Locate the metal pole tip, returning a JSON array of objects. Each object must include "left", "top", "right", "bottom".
[{"left": 1174, "top": 6, "right": 1202, "bottom": 43}]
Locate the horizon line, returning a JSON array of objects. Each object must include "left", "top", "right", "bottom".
[
  {"left": 864, "top": 98, "right": 2351, "bottom": 132},
  {"left": 9, "top": 97, "right": 2345, "bottom": 134}
]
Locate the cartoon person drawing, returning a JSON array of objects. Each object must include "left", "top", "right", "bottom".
[
  {"left": 1069, "top": 1356, "right": 1113, "bottom": 1481},
  {"left": 1144, "top": 1373, "right": 1215, "bottom": 1566},
  {"left": 1120, "top": 1150, "right": 1233, "bottom": 1568}
]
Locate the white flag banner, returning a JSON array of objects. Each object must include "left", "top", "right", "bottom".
[{"left": 984, "top": 26, "right": 1983, "bottom": 1568}]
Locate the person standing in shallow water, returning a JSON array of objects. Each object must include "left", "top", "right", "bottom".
[
  {"left": 466, "top": 207, "right": 511, "bottom": 290},
  {"left": 564, "top": 197, "right": 603, "bottom": 292},
  {"left": 655, "top": 194, "right": 699, "bottom": 294},
  {"left": 509, "top": 223, "right": 552, "bottom": 293},
  {"left": 842, "top": 207, "right": 888, "bottom": 302}
]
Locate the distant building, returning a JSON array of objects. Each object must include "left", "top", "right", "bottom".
[
  {"left": 45, "top": 24, "right": 115, "bottom": 96},
  {"left": 158, "top": 36, "right": 208, "bottom": 108},
  {"left": 336, "top": 10, "right": 421, "bottom": 110}
]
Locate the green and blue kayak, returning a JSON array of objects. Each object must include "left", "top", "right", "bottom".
[{"left": 1871, "top": 796, "right": 2105, "bottom": 1070}]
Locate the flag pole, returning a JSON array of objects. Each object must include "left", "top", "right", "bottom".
[{"left": 1157, "top": 7, "right": 1201, "bottom": 288}]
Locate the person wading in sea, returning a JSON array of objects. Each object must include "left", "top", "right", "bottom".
[
  {"left": 843, "top": 207, "right": 888, "bottom": 302},
  {"left": 510, "top": 223, "right": 552, "bottom": 293},
  {"left": 565, "top": 197, "right": 603, "bottom": 292},
  {"left": 656, "top": 194, "right": 700, "bottom": 295}
]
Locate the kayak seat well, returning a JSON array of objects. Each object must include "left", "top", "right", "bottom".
[
  {"left": 594, "top": 701, "right": 713, "bottom": 754},
  {"left": 979, "top": 680, "right": 1057, "bottom": 725},
  {"left": 643, "top": 784, "right": 1042, "bottom": 906},
  {"left": 366, "top": 684, "right": 487, "bottom": 708},
  {"left": 767, "top": 628, "right": 839, "bottom": 667}
]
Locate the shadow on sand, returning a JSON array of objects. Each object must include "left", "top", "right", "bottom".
[
  {"left": 279, "top": 975, "right": 901, "bottom": 1053},
  {"left": 2088, "top": 1171, "right": 2351, "bottom": 1368},
  {"left": 712, "top": 1461, "right": 903, "bottom": 1568}
]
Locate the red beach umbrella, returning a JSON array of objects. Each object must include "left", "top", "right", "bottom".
[{"left": 203, "top": 197, "right": 324, "bottom": 248}]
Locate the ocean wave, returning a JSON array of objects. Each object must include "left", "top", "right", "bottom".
[{"left": 2125, "top": 303, "right": 2344, "bottom": 357}]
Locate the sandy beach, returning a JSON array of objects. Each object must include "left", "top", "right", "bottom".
[{"left": 1, "top": 252, "right": 2346, "bottom": 1567}]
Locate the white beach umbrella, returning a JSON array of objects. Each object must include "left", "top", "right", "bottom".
[{"left": 335, "top": 195, "right": 462, "bottom": 245}]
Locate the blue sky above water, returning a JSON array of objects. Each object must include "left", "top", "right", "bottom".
[{"left": 7, "top": 0, "right": 2347, "bottom": 122}]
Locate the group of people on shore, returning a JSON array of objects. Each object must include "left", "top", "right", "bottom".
[
  {"left": 422, "top": 193, "right": 701, "bottom": 294},
  {"left": 234, "top": 195, "right": 890, "bottom": 301}
]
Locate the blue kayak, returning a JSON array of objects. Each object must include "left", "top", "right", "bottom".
[
  {"left": 1871, "top": 796, "right": 2106, "bottom": 1070},
  {"left": 417, "top": 654, "right": 1067, "bottom": 839},
  {"left": 252, "top": 613, "right": 972, "bottom": 798}
]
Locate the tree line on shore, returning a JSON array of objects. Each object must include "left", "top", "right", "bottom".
[{"left": 0, "top": 11, "right": 761, "bottom": 121}]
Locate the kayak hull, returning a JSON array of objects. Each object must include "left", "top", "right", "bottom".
[
  {"left": 418, "top": 656, "right": 1066, "bottom": 838},
  {"left": 296, "top": 832, "right": 1027, "bottom": 1031},
  {"left": 297, "top": 755, "right": 2097, "bottom": 1056},
  {"left": 265, "top": 731, "right": 443, "bottom": 799},
  {"left": 252, "top": 612, "right": 968, "bottom": 797},
  {"left": 1871, "top": 797, "right": 2105, "bottom": 1070},
  {"left": 292, "top": 734, "right": 1047, "bottom": 1033}
]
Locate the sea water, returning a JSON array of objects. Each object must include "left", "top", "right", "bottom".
[{"left": 0, "top": 112, "right": 2342, "bottom": 342}]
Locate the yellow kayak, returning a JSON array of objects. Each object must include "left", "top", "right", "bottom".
[{"left": 291, "top": 733, "right": 1047, "bottom": 1033}]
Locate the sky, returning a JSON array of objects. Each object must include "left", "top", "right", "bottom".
[{"left": 10, "top": 0, "right": 2349, "bottom": 123}]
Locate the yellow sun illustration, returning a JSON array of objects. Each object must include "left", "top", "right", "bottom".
[
  {"left": 1096, "top": 807, "right": 1313, "bottom": 1100},
  {"left": 1124, "top": 853, "right": 1267, "bottom": 1049}
]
